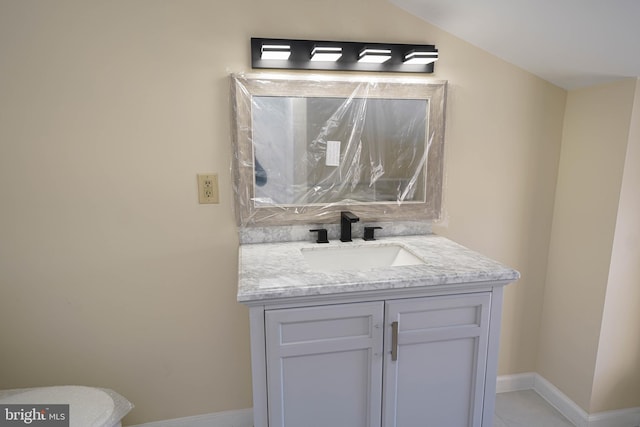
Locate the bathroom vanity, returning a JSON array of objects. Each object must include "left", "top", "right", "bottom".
[
  {"left": 231, "top": 72, "right": 518, "bottom": 426},
  {"left": 237, "top": 234, "right": 520, "bottom": 427}
]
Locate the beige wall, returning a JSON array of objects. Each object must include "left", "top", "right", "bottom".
[
  {"left": 537, "top": 78, "right": 638, "bottom": 412},
  {"left": 0, "top": 0, "right": 566, "bottom": 424},
  {"left": 432, "top": 47, "right": 566, "bottom": 375},
  {"left": 590, "top": 79, "right": 640, "bottom": 412}
]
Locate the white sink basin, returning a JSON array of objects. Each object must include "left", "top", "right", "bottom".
[{"left": 301, "top": 244, "right": 425, "bottom": 272}]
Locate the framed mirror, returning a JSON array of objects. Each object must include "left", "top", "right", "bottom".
[{"left": 230, "top": 73, "right": 446, "bottom": 226}]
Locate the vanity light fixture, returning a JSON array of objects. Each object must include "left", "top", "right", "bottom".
[
  {"left": 310, "top": 46, "right": 343, "bottom": 62},
  {"left": 404, "top": 49, "right": 439, "bottom": 65},
  {"left": 251, "top": 38, "right": 438, "bottom": 73},
  {"left": 261, "top": 44, "right": 291, "bottom": 60},
  {"left": 358, "top": 48, "right": 392, "bottom": 64}
]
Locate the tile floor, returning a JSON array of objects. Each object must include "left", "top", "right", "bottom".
[{"left": 495, "top": 390, "right": 575, "bottom": 427}]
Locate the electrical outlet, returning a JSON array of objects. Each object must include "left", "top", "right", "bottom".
[{"left": 197, "top": 174, "right": 219, "bottom": 204}]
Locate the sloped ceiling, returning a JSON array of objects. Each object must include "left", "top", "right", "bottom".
[{"left": 391, "top": 0, "right": 640, "bottom": 89}]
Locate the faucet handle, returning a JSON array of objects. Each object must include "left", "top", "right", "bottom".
[
  {"left": 309, "top": 229, "right": 329, "bottom": 244},
  {"left": 363, "top": 226, "right": 383, "bottom": 241}
]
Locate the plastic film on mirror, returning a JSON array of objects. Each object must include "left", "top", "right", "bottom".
[{"left": 230, "top": 73, "right": 446, "bottom": 227}]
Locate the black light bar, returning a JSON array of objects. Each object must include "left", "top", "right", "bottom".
[{"left": 251, "top": 38, "right": 438, "bottom": 73}]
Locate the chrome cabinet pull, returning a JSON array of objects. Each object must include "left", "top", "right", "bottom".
[{"left": 391, "top": 321, "right": 399, "bottom": 361}]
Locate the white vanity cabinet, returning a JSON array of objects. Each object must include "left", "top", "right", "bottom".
[
  {"left": 238, "top": 235, "right": 520, "bottom": 427},
  {"left": 265, "top": 302, "right": 384, "bottom": 427},
  {"left": 256, "top": 292, "right": 493, "bottom": 427},
  {"left": 383, "top": 293, "right": 491, "bottom": 427}
]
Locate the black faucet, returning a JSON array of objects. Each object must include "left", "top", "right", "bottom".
[
  {"left": 363, "top": 226, "right": 382, "bottom": 241},
  {"left": 309, "top": 228, "right": 329, "bottom": 244},
  {"left": 340, "top": 211, "right": 360, "bottom": 242}
]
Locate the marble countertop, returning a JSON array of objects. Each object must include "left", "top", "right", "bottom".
[{"left": 237, "top": 234, "right": 520, "bottom": 303}]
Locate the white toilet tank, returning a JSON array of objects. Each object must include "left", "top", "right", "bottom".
[{"left": 0, "top": 385, "right": 133, "bottom": 427}]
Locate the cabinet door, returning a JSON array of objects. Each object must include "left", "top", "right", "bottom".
[
  {"left": 265, "top": 302, "right": 384, "bottom": 427},
  {"left": 383, "top": 293, "right": 491, "bottom": 427}
]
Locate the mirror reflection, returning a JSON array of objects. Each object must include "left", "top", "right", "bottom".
[{"left": 253, "top": 96, "right": 428, "bottom": 205}]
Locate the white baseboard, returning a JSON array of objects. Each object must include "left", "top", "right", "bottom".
[
  {"left": 498, "top": 372, "right": 640, "bottom": 427},
  {"left": 127, "top": 408, "right": 253, "bottom": 427},
  {"left": 128, "top": 374, "right": 640, "bottom": 427},
  {"left": 533, "top": 373, "right": 591, "bottom": 427},
  {"left": 496, "top": 372, "right": 535, "bottom": 393}
]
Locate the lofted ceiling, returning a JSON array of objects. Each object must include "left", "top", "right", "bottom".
[{"left": 390, "top": 0, "right": 640, "bottom": 89}]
